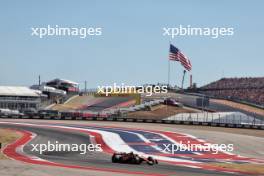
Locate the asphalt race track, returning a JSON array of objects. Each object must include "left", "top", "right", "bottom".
[
  {"left": 1, "top": 120, "right": 261, "bottom": 176},
  {"left": 85, "top": 97, "right": 134, "bottom": 112}
]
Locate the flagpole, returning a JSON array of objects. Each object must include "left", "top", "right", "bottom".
[
  {"left": 167, "top": 42, "right": 171, "bottom": 117},
  {"left": 168, "top": 58, "right": 170, "bottom": 87},
  {"left": 168, "top": 41, "right": 171, "bottom": 88}
]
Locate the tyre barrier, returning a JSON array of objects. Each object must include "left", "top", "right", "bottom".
[{"left": 0, "top": 115, "right": 263, "bottom": 130}]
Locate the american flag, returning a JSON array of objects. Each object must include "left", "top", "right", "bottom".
[{"left": 169, "top": 44, "right": 192, "bottom": 71}]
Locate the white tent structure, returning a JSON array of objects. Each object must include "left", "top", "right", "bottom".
[{"left": 0, "top": 86, "right": 41, "bottom": 110}]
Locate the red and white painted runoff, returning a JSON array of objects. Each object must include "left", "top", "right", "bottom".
[{"left": 0, "top": 121, "right": 262, "bottom": 175}]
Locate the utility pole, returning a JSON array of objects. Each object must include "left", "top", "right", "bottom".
[
  {"left": 38, "top": 75, "right": 41, "bottom": 86},
  {"left": 84, "top": 80, "right": 87, "bottom": 93}
]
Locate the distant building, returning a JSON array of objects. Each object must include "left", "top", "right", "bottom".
[
  {"left": 31, "top": 84, "right": 66, "bottom": 97},
  {"left": 46, "top": 78, "right": 79, "bottom": 93},
  {"left": 0, "top": 86, "right": 41, "bottom": 110},
  {"left": 30, "top": 78, "right": 79, "bottom": 105}
]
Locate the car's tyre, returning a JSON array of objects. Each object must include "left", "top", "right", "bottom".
[
  {"left": 112, "top": 154, "right": 119, "bottom": 163},
  {"left": 147, "top": 157, "right": 155, "bottom": 165},
  {"left": 133, "top": 156, "right": 142, "bottom": 164}
]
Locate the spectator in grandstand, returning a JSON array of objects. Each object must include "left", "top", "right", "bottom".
[{"left": 200, "top": 77, "right": 264, "bottom": 105}]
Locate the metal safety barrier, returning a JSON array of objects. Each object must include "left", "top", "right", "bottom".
[{"left": 0, "top": 114, "right": 263, "bottom": 130}]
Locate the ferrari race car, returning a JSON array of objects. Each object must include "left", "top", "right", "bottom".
[{"left": 112, "top": 152, "right": 158, "bottom": 165}]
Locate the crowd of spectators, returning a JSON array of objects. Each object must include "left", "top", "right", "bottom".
[{"left": 200, "top": 77, "right": 264, "bottom": 105}]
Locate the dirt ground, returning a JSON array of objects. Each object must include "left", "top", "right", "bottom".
[
  {"left": 127, "top": 105, "right": 196, "bottom": 119},
  {"left": 207, "top": 163, "right": 264, "bottom": 175},
  {"left": 0, "top": 129, "right": 21, "bottom": 159}
]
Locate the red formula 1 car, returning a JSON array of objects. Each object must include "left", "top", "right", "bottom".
[{"left": 112, "top": 152, "right": 158, "bottom": 165}]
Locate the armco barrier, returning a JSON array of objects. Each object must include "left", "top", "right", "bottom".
[{"left": 0, "top": 115, "right": 263, "bottom": 130}]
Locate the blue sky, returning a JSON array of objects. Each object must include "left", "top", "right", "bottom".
[{"left": 0, "top": 0, "right": 263, "bottom": 89}]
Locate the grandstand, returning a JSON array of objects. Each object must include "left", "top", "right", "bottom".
[
  {"left": 31, "top": 84, "right": 66, "bottom": 96},
  {"left": 200, "top": 77, "right": 264, "bottom": 106},
  {"left": 0, "top": 86, "right": 41, "bottom": 110},
  {"left": 46, "top": 78, "right": 79, "bottom": 93}
]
